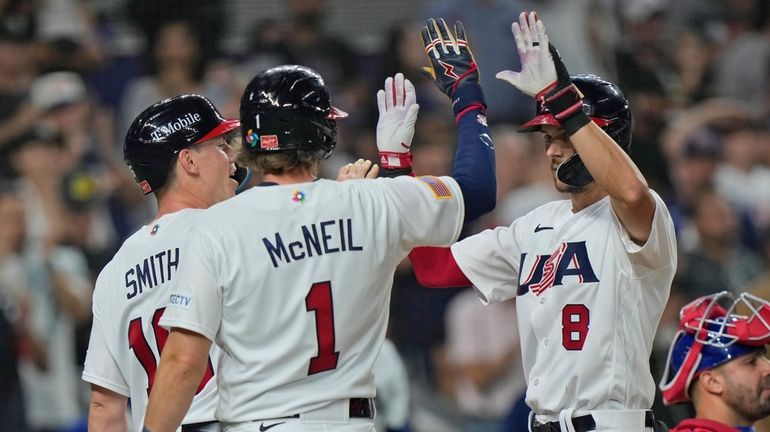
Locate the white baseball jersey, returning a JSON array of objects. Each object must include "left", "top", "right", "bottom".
[
  {"left": 82, "top": 209, "right": 220, "bottom": 431},
  {"left": 160, "top": 176, "right": 464, "bottom": 422},
  {"left": 451, "top": 190, "right": 676, "bottom": 418}
]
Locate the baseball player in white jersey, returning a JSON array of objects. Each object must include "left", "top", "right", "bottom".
[
  {"left": 81, "top": 94, "right": 377, "bottom": 432},
  {"left": 82, "top": 94, "right": 243, "bottom": 432},
  {"left": 409, "top": 12, "right": 677, "bottom": 432},
  {"left": 143, "top": 18, "right": 497, "bottom": 432}
]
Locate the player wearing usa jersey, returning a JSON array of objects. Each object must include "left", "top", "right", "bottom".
[
  {"left": 143, "top": 18, "right": 496, "bottom": 432},
  {"left": 82, "top": 94, "right": 242, "bottom": 432},
  {"left": 409, "top": 12, "right": 676, "bottom": 432},
  {"left": 659, "top": 291, "right": 770, "bottom": 432}
]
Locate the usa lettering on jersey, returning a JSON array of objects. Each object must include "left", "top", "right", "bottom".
[{"left": 517, "top": 241, "right": 599, "bottom": 296}]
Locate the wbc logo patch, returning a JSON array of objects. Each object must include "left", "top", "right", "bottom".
[{"left": 260, "top": 135, "right": 278, "bottom": 149}]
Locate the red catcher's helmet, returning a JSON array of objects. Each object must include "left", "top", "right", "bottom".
[{"left": 658, "top": 291, "right": 770, "bottom": 405}]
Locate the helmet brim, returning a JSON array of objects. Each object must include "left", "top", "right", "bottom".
[
  {"left": 517, "top": 113, "right": 611, "bottom": 133},
  {"left": 326, "top": 106, "right": 348, "bottom": 120},
  {"left": 195, "top": 119, "right": 241, "bottom": 144}
]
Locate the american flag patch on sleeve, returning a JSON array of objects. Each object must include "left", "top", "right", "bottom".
[{"left": 417, "top": 176, "right": 453, "bottom": 200}]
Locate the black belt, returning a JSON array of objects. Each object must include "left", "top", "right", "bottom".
[
  {"left": 531, "top": 410, "right": 656, "bottom": 432},
  {"left": 181, "top": 420, "right": 219, "bottom": 432},
  {"left": 257, "top": 398, "right": 375, "bottom": 421}
]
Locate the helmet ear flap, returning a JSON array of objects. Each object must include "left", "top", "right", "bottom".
[{"left": 556, "top": 154, "right": 594, "bottom": 188}]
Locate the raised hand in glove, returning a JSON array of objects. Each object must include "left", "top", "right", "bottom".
[
  {"left": 420, "top": 18, "right": 486, "bottom": 119},
  {"left": 496, "top": 11, "right": 589, "bottom": 136},
  {"left": 376, "top": 73, "right": 419, "bottom": 170}
]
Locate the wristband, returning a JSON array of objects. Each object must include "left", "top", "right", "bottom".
[
  {"left": 544, "top": 84, "right": 590, "bottom": 136},
  {"left": 450, "top": 83, "right": 486, "bottom": 118},
  {"left": 379, "top": 151, "right": 412, "bottom": 169}
]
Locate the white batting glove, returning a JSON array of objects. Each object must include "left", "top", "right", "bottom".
[
  {"left": 495, "top": 11, "right": 557, "bottom": 99},
  {"left": 376, "top": 73, "right": 420, "bottom": 169}
]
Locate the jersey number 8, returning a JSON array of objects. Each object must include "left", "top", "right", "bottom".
[{"left": 562, "top": 304, "right": 590, "bottom": 350}]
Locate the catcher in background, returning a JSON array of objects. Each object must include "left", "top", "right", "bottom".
[
  {"left": 409, "top": 11, "right": 676, "bottom": 432},
  {"left": 659, "top": 291, "right": 770, "bottom": 432}
]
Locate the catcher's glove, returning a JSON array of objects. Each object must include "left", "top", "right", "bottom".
[{"left": 420, "top": 18, "right": 486, "bottom": 118}]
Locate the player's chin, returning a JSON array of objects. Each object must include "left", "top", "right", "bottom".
[
  {"left": 553, "top": 178, "right": 571, "bottom": 193},
  {"left": 226, "top": 178, "right": 239, "bottom": 195}
]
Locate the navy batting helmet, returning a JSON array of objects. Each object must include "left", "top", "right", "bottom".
[
  {"left": 519, "top": 74, "right": 632, "bottom": 187},
  {"left": 659, "top": 291, "right": 770, "bottom": 405},
  {"left": 124, "top": 94, "right": 240, "bottom": 194},
  {"left": 239, "top": 65, "right": 347, "bottom": 160}
]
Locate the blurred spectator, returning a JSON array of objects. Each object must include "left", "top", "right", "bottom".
[
  {"left": 614, "top": 0, "right": 671, "bottom": 96},
  {"left": 443, "top": 291, "right": 526, "bottom": 432},
  {"left": 273, "top": 0, "right": 370, "bottom": 159},
  {"left": 30, "top": 71, "right": 145, "bottom": 245},
  {"left": 0, "top": 0, "right": 36, "bottom": 42},
  {"left": 676, "top": 189, "right": 764, "bottom": 297},
  {"left": 0, "top": 186, "right": 91, "bottom": 432},
  {"left": 241, "top": 19, "right": 294, "bottom": 78},
  {"left": 660, "top": 99, "right": 763, "bottom": 249},
  {"left": 426, "top": 0, "right": 533, "bottom": 124},
  {"left": 521, "top": 0, "right": 615, "bottom": 76},
  {"left": 714, "top": 122, "right": 770, "bottom": 231},
  {"left": 665, "top": 127, "right": 721, "bottom": 248},
  {"left": 492, "top": 126, "right": 564, "bottom": 226},
  {"left": 374, "top": 338, "right": 412, "bottom": 432},
  {"left": 33, "top": 0, "right": 105, "bottom": 74},
  {"left": 0, "top": 31, "right": 41, "bottom": 178},
  {"left": 119, "top": 19, "right": 229, "bottom": 138},
  {"left": 0, "top": 186, "right": 32, "bottom": 432},
  {"left": 668, "top": 28, "right": 717, "bottom": 107},
  {"left": 127, "top": 0, "right": 224, "bottom": 62},
  {"left": 283, "top": 0, "right": 362, "bottom": 97},
  {"left": 376, "top": 20, "right": 448, "bottom": 122},
  {"left": 6, "top": 127, "right": 70, "bottom": 248},
  {"left": 625, "top": 75, "right": 673, "bottom": 193},
  {"left": 714, "top": 0, "right": 770, "bottom": 111}
]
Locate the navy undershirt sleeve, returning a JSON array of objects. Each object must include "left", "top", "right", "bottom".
[{"left": 452, "top": 105, "right": 496, "bottom": 225}]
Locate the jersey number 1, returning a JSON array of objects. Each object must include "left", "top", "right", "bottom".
[
  {"left": 128, "top": 307, "right": 215, "bottom": 394},
  {"left": 305, "top": 281, "right": 340, "bottom": 375}
]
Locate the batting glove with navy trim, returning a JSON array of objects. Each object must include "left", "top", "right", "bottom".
[{"left": 420, "top": 18, "right": 486, "bottom": 119}]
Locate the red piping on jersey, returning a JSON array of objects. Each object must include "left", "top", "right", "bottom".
[{"left": 409, "top": 246, "right": 471, "bottom": 288}]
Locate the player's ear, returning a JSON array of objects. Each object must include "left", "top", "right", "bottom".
[
  {"left": 177, "top": 148, "right": 199, "bottom": 175},
  {"left": 697, "top": 370, "right": 725, "bottom": 396}
]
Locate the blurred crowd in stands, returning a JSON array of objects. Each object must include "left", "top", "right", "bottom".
[{"left": 1, "top": 0, "right": 770, "bottom": 431}]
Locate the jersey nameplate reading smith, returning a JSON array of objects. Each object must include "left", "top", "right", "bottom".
[{"left": 125, "top": 248, "right": 180, "bottom": 299}]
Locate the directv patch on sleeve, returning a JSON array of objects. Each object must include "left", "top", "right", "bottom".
[
  {"left": 417, "top": 176, "right": 453, "bottom": 200},
  {"left": 169, "top": 293, "right": 193, "bottom": 308}
]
